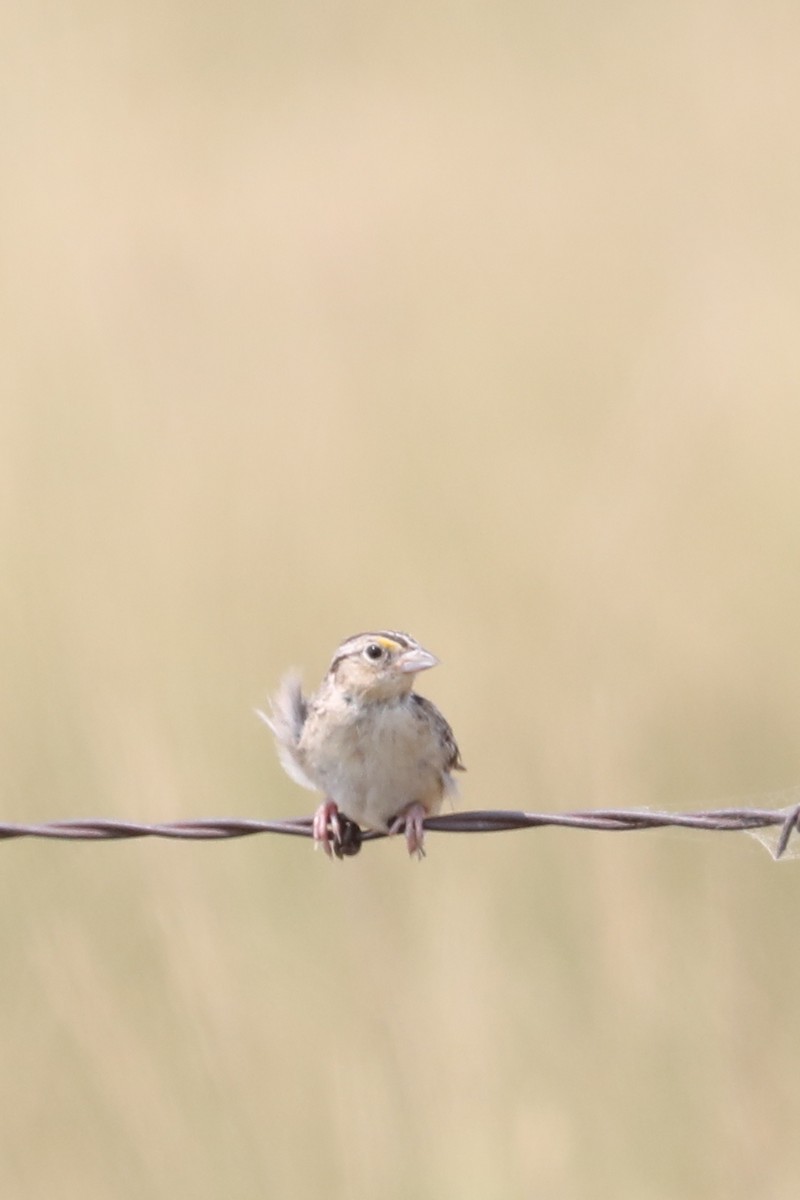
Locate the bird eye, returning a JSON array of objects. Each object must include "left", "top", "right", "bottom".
[{"left": 365, "top": 643, "right": 384, "bottom": 661}]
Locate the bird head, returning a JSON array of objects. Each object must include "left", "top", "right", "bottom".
[{"left": 326, "top": 631, "right": 438, "bottom": 701}]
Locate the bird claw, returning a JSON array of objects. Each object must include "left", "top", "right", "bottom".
[{"left": 312, "top": 799, "right": 341, "bottom": 858}]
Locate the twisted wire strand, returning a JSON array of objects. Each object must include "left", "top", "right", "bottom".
[{"left": 0, "top": 804, "right": 798, "bottom": 856}]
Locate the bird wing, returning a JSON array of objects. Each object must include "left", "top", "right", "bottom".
[{"left": 411, "top": 694, "right": 465, "bottom": 773}]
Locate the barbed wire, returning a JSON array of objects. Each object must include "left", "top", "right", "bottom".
[{"left": 0, "top": 804, "right": 798, "bottom": 857}]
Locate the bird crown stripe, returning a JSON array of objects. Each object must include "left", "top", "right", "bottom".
[{"left": 338, "top": 631, "right": 415, "bottom": 654}]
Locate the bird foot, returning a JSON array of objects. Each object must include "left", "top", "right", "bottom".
[
  {"left": 312, "top": 800, "right": 362, "bottom": 859},
  {"left": 390, "top": 803, "right": 428, "bottom": 859}
]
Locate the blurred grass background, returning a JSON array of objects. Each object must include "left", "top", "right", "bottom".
[{"left": 2, "top": 1, "right": 800, "bottom": 1196}]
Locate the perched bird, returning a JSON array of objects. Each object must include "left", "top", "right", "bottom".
[{"left": 261, "top": 631, "right": 464, "bottom": 858}]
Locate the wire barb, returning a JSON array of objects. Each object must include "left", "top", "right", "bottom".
[
  {"left": 0, "top": 806, "right": 796, "bottom": 856},
  {"left": 775, "top": 804, "right": 800, "bottom": 859}
]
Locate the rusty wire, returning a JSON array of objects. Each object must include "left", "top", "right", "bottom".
[{"left": 0, "top": 804, "right": 798, "bottom": 857}]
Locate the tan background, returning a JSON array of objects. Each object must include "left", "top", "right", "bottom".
[{"left": 2, "top": 3, "right": 800, "bottom": 1197}]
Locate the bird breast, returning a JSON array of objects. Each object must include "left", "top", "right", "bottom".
[{"left": 299, "top": 698, "right": 448, "bottom": 830}]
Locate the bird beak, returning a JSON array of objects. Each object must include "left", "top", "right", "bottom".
[{"left": 396, "top": 647, "right": 439, "bottom": 674}]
